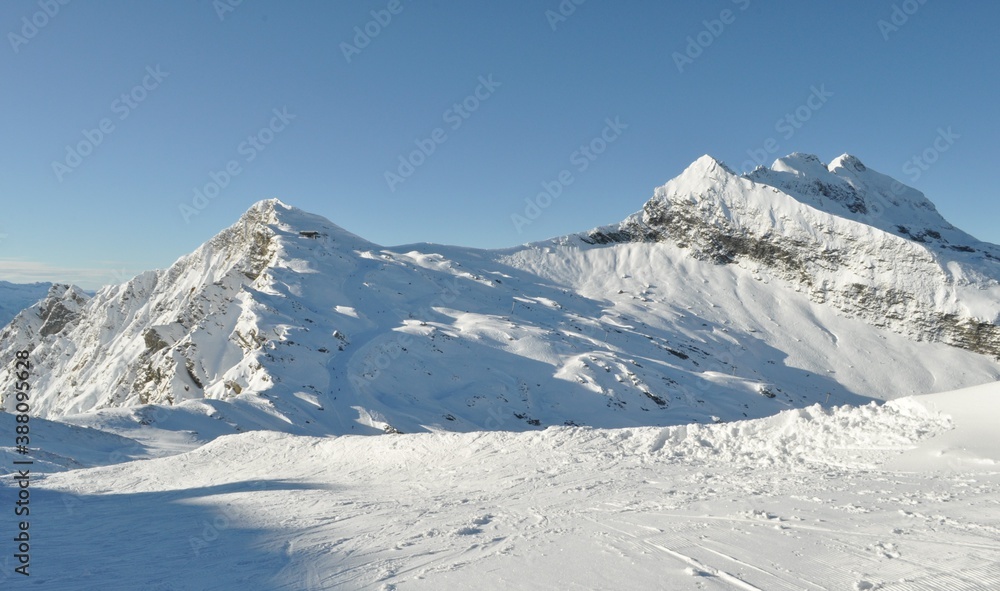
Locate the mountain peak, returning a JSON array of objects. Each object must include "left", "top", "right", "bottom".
[
  {"left": 242, "top": 198, "right": 299, "bottom": 223},
  {"left": 686, "top": 154, "right": 737, "bottom": 178},
  {"left": 235, "top": 198, "right": 288, "bottom": 231},
  {"left": 254, "top": 197, "right": 290, "bottom": 209},
  {"left": 581, "top": 150, "right": 1000, "bottom": 356},
  {"left": 0, "top": 280, "right": 53, "bottom": 326},
  {"left": 0, "top": 283, "right": 89, "bottom": 346},
  {"left": 587, "top": 152, "right": 999, "bottom": 265},
  {"left": 829, "top": 153, "right": 867, "bottom": 173},
  {"left": 771, "top": 152, "right": 829, "bottom": 174},
  {"left": 232, "top": 198, "right": 374, "bottom": 247}
]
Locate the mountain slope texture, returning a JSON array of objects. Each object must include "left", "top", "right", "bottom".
[{"left": 2, "top": 153, "right": 999, "bottom": 436}]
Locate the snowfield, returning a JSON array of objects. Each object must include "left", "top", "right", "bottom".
[{"left": 2, "top": 383, "right": 997, "bottom": 590}]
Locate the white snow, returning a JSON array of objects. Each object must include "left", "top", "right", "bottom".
[
  {"left": 888, "top": 381, "right": 1000, "bottom": 472},
  {"left": 2, "top": 383, "right": 997, "bottom": 590}
]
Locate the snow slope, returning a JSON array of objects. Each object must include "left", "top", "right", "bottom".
[
  {"left": 3, "top": 383, "right": 997, "bottom": 590},
  {"left": 3, "top": 152, "right": 1000, "bottom": 437},
  {"left": 0, "top": 411, "right": 144, "bottom": 473},
  {"left": 888, "top": 381, "right": 1000, "bottom": 472}
]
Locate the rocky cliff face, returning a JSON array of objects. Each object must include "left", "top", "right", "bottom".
[
  {"left": 0, "top": 284, "right": 89, "bottom": 343},
  {"left": 583, "top": 154, "right": 1000, "bottom": 358},
  {"left": 0, "top": 201, "right": 287, "bottom": 414}
]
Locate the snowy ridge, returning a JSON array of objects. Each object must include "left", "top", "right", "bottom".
[
  {"left": 584, "top": 154, "right": 1000, "bottom": 357},
  {"left": 0, "top": 280, "right": 54, "bottom": 326},
  {"left": 1, "top": 201, "right": 291, "bottom": 414},
  {"left": 0, "top": 201, "right": 385, "bottom": 416},
  {"left": 0, "top": 283, "right": 89, "bottom": 345},
  {"left": 40, "top": 396, "right": 953, "bottom": 488},
  {"left": 2, "top": 157, "right": 1000, "bottom": 436}
]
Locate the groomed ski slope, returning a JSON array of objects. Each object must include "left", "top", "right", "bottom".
[{"left": 3, "top": 383, "right": 998, "bottom": 590}]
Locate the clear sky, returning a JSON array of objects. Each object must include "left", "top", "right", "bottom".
[{"left": 2, "top": 0, "right": 998, "bottom": 289}]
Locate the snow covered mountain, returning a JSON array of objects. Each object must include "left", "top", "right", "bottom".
[
  {"left": 586, "top": 153, "right": 1000, "bottom": 357},
  {"left": 0, "top": 280, "right": 51, "bottom": 326},
  {"left": 2, "top": 154, "right": 999, "bottom": 437}
]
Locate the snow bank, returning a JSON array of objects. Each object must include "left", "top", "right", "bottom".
[{"left": 647, "top": 399, "right": 952, "bottom": 468}]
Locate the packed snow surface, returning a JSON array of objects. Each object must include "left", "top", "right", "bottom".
[{"left": 2, "top": 383, "right": 997, "bottom": 590}]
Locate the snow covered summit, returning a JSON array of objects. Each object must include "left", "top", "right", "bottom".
[
  {"left": 2, "top": 156, "right": 999, "bottom": 437},
  {"left": 0, "top": 280, "right": 52, "bottom": 326},
  {"left": 585, "top": 153, "right": 1000, "bottom": 357},
  {"left": 754, "top": 152, "right": 990, "bottom": 250}
]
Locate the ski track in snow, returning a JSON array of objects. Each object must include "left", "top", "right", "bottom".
[{"left": 2, "top": 386, "right": 999, "bottom": 590}]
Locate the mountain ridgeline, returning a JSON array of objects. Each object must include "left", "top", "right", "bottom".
[
  {"left": 585, "top": 154, "right": 1000, "bottom": 358},
  {"left": 2, "top": 153, "right": 999, "bottom": 436}
]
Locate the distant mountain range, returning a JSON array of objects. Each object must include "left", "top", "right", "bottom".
[
  {"left": 0, "top": 280, "right": 51, "bottom": 327},
  {"left": 3, "top": 153, "right": 998, "bottom": 437}
]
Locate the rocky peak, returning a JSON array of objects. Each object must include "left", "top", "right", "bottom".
[
  {"left": 581, "top": 152, "right": 1000, "bottom": 358},
  {"left": 746, "top": 153, "right": 870, "bottom": 215},
  {"left": 0, "top": 281, "right": 53, "bottom": 327},
  {"left": 37, "top": 284, "right": 90, "bottom": 337},
  {"left": 830, "top": 153, "right": 867, "bottom": 173}
]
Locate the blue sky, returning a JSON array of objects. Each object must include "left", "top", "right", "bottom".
[{"left": 2, "top": 0, "right": 998, "bottom": 289}]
